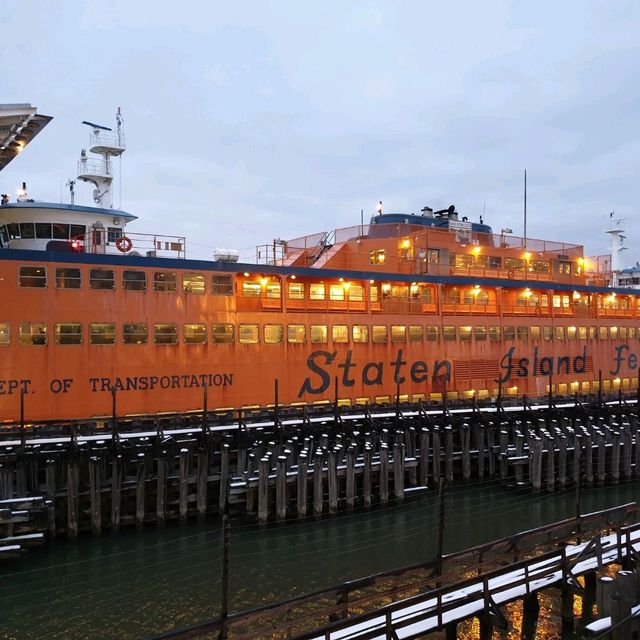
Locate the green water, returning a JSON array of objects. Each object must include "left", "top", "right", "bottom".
[{"left": 1, "top": 479, "right": 638, "bottom": 639}]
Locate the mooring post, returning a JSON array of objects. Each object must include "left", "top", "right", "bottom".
[
  {"left": 258, "top": 457, "right": 269, "bottom": 523},
  {"left": 197, "top": 444, "right": 209, "bottom": 518},
  {"left": 110, "top": 453, "right": 122, "bottom": 531},
  {"left": 328, "top": 449, "right": 338, "bottom": 513},
  {"left": 219, "top": 443, "right": 229, "bottom": 511},
  {"left": 346, "top": 446, "right": 356, "bottom": 508},
  {"left": 88, "top": 455, "right": 101, "bottom": 535},
  {"left": 363, "top": 445, "right": 372, "bottom": 507},
  {"left": 419, "top": 427, "right": 429, "bottom": 488},
  {"left": 67, "top": 454, "right": 79, "bottom": 538},
  {"left": 313, "top": 450, "right": 324, "bottom": 515},
  {"left": 297, "top": 452, "right": 308, "bottom": 517},
  {"left": 156, "top": 449, "right": 168, "bottom": 524},
  {"left": 276, "top": 455, "right": 287, "bottom": 520},
  {"left": 393, "top": 442, "right": 405, "bottom": 500},
  {"left": 219, "top": 492, "right": 230, "bottom": 640},
  {"left": 379, "top": 443, "right": 389, "bottom": 503}
]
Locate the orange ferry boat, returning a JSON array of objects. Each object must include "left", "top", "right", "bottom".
[{"left": 1, "top": 105, "right": 639, "bottom": 423}]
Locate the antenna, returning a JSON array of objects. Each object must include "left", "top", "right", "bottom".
[
  {"left": 81, "top": 120, "right": 112, "bottom": 131},
  {"left": 523, "top": 169, "right": 527, "bottom": 252}
]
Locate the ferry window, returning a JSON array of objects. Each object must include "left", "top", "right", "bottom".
[
  {"left": 55, "top": 267, "right": 81, "bottom": 289},
  {"left": 239, "top": 324, "right": 259, "bottom": 344},
  {"left": 35, "top": 223, "right": 52, "bottom": 239},
  {"left": 348, "top": 284, "right": 364, "bottom": 302},
  {"left": 589, "top": 326, "right": 597, "bottom": 340},
  {"left": 629, "top": 327, "right": 636, "bottom": 339},
  {"left": 90, "top": 268, "right": 115, "bottom": 290},
  {"left": 242, "top": 282, "right": 261, "bottom": 297},
  {"left": 567, "top": 326, "right": 577, "bottom": 340},
  {"left": 381, "top": 283, "right": 391, "bottom": 299},
  {"left": 517, "top": 327, "right": 529, "bottom": 340},
  {"left": 154, "top": 272, "right": 177, "bottom": 293},
  {"left": 123, "top": 270, "right": 147, "bottom": 291},
  {"left": 558, "top": 261, "right": 571, "bottom": 275},
  {"left": 610, "top": 326, "right": 619, "bottom": 339},
  {"left": 504, "top": 258, "right": 525, "bottom": 270},
  {"left": 391, "top": 285, "right": 409, "bottom": 299},
  {"left": 370, "top": 249, "right": 386, "bottom": 265},
  {"left": 288, "top": 282, "right": 305, "bottom": 300},
  {"left": 55, "top": 323, "right": 82, "bottom": 345},
  {"left": 329, "top": 284, "right": 345, "bottom": 301},
  {"left": 310, "top": 325, "right": 328, "bottom": 344},
  {"left": 90, "top": 323, "right": 116, "bottom": 345},
  {"left": 555, "top": 326, "right": 566, "bottom": 341},
  {"left": 599, "top": 326, "right": 608, "bottom": 340},
  {"left": 619, "top": 327, "right": 627, "bottom": 340},
  {"left": 154, "top": 323, "right": 178, "bottom": 345},
  {"left": 503, "top": 326, "right": 515, "bottom": 341},
  {"left": 7, "top": 223, "right": 20, "bottom": 239},
  {"left": 332, "top": 325, "right": 348, "bottom": 343},
  {"left": 310, "top": 283, "right": 326, "bottom": 300},
  {"left": 578, "top": 326, "right": 587, "bottom": 340},
  {"left": 474, "top": 326, "right": 487, "bottom": 341},
  {"left": 417, "top": 285, "right": 433, "bottom": 303},
  {"left": 0, "top": 323, "right": 9, "bottom": 345},
  {"left": 409, "top": 325, "right": 423, "bottom": 342},
  {"left": 443, "top": 326, "right": 456, "bottom": 341},
  {"left": 488, "top": 326, "right": 501, "bottom": 341},
  {"left": 446, "top": 288, "right": 461, "bottom": 304},
  {"left": 531, "top": 260, "right": 550, "bottom": 273},
  {"left": 352, "top": 325, "right": 369, "bottom": 343},
  {"left": 212, "top": 324, "right": 234, "bottom": 344},
  {"left": 183, "top": 273, "right": 205, "bottom": 294},
  {"left": 459, "top": 326, "right": 472, "bottom": 342},
  {"left": 530, "top": 326, "right": 541, "bottom": 340},
  {"left": 264, "top": 324, "right": 283, "bottom": 344},
  {"left": 426, "top": 326, "right": 440, "bottom": 342},
  {"left": 288, "top": 324, "right": 306, "bottom": 343},
  {"left": 265, "top": 282, "right": 281, "bottom": 299},
  {"left": 391, "top": 325, "right": 406, "bottom": 342},
  {"left": 70, "top": 225, "right": 86, "bottom": 240},
  {"left": 19, "top": 265, "right": 47, "bottom": 288},
  {"left": 369, "top": 285, "right": 379, "bottom": 302},
  {"left": 19, "top": 322, "right": 47, "bottom": 346},
  {"left": 123, "top": 323, "right": 148, "bottom": 345},
  {"left": 212, "top": 275, "right": 233, "bottom": 295},
  {"left": 372, "top": 325, "right": 388, "bottom": 343},
  {"left": 52, "top": 223, "right": 70, "bottom": 240},
  {"left": 452, "top": 253, "right": 473, "bottom": 269},
  {"left": 19, "top": 223, "right": 35, "bottom": 239},
  {"left": 543, "top": 326, "right": 553, "bottom": 341},
  {"left": 107, "top": 227, "right": 122, "bottom": 243},
  {"left": 184, "top": 324, "right": 207, "bottom": 344}
]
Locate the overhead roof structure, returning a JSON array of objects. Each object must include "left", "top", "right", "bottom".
[{"left": 0, "top": 103, "right": 52, "bottom": 172}]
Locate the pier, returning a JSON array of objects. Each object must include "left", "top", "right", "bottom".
[{"left": 0, "top": 393, "right": 639, "bottom": 536}]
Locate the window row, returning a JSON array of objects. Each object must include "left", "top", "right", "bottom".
[
  {"left": 2, "top": 322, "right": 638, "bottom": 347},
  {"left": 18, "top": 266, "right": 234, "bottom": 294}
]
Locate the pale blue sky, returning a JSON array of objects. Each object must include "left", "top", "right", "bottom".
[{"left": 1, "top": 0, "right": 638, "bottom": 261}]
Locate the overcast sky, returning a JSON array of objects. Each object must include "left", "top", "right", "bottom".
[{"left": 1, "top": 0, "right": 638, "bottom": 262}]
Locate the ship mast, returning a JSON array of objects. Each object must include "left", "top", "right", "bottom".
[
  {"left": 605, "top": 212, "right": 627, "bottom": 287},
  {"left": 76, "top": 108, "right": 125, "bottom": 208}
]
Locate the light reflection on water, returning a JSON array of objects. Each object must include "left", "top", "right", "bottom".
[{"left": 0, "top": 480, "right": 638, "bottom": 639}]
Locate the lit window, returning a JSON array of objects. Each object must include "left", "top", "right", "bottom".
[
  {"left": 517, "top": 327, "right": 529, "bottom": 340},
  {"left": 122, "top": 270, "right": 146, "bottom": 291},
  {"left": 348, "top": 284, "right": 364, "bottom": 302},
  {"left": 332, "top": 325, "right": 348, "bottom": 343},
  {"left": 443, "top": 326, "right": 456, "bottom": 341},
  {"left": 610, "top": 326, "right": 619, "bottom": 339},
  {"left": 55, "top": 323, "right": 82, "bottom": 345},
  {"left": 90, "top": 323, "right": 116, "bottom": 345},
  {"left": 352, "top": 325, "right": 369, "bottom": 343},
  {"left": 154, "top": 323, "right": 178, "bottom": 345},
  {"left": 459, "top": 326, "right": 472, "bottom": 341},
  {"left": 628, "top": 327, "right": 636, "bottom": 339},
  {"left": 264, "top": 324, "right": 283, "bottom": 344},
  {"left": 19, "top": 265, "right": 47, "bottom": 288},
  {"left": 409, "top": 325, "right": 423, "bottom": 342},
  {"left": 578, "top": 326, "right": 587, "bottom": 340},
  {"left": 589, "top": 326, "right": 597, "bottom": 340},
  {"left": 567, "top": 326, "right": 577, "bottom": 340},
  {"left": 329, "top": 284, "right": 345, "bottom": 301},
  {"left": 555, "top": 326, "right": 566, "bottom": 340},
  {"left": 558, "top": 261, "right": 571, "bottom": 275},
  {"left": 55, "top": 267, "right": 81, "bottom": 289},
  {"left": 0, "top": 323, "right": 9, "bottom": 346},
  {"left": 212, "top": 275, "right": 233, "bottom": 295},
  {"left": 530, "top": 326, "right": 541, "bottom": 340},
  {"left": 369, "top": 249, "right": 385, "bottom": 264},
  {"left": 620, "top": 327, "right": 627, "bottom": 339},
  {"left": 310, "top": 325, "right": 328, "bottom": 344},
  {"left": 599, "top": 326, "right": 608, "bottom": 340},
  {"left": 288, "top": 282, "right": 305, "bottom": 300},
  {"left": 183, "top": 272, "right": 205, "bottom": 294},
  {"left": 391, "top": 285, "right": 409, "bottom": 299},
  {"left": 543, "top": 326, "right": 553, "bottom": 341},
  {"left": 369, "top": 285, "right": 379, "bottom": 302},
  {"left": 19, "top": 322, "right": 47, "bottom": 346},
  {"left": 90, "top": 269, "right": 115, "bottom": 290},
  {"left": 310, "top": 283, "right": 326, "bottom": 300},
  {"left": 184, "top": 323, "right": 207, "bottom": 344},
  {"left": 426, "top": 326, "right": 440, "bottom": 342},
  {"left": 489, "top": 326, "right": 501, "bottom": 341},
  {"left": 391, "top": 325, "right": 407, "bottom": 342},
  {"left": 242, "top": 282, "right": 261, "bottom": 297},
  {"left": 372, "top": 325, "right": 388, "bottom": 343},
  {"left": 212, "top": 324, "right": 234, "bottom": 343},
  {"left": 503, "top": 326, "right": 515, "bottom": 341},
  {"left": 265, "top": 282, "right": 281, "bottom": 299},
  {"left": 288, "top": 324, "right": 306, "bottom": 343},
  {"left": 239, "top": 324, "right": 259, "bottom": 344},
  {"left": 474, "top": 326, "right": 487, "bottom": 341},
  {"left": 123, "top": 323, "right": 148, "bottom": 345}
]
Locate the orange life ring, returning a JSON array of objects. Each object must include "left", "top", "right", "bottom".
[{"left": 116, "top": 236, "right": 132, "bottom": 253}]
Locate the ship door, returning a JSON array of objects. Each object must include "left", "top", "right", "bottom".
[{"left": 92, "top": 221, "right": 106, "bottom": 254}]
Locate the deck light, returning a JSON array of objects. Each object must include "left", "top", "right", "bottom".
[
  {"left": 369, "top": 279, "right": 375, "bottom": 284},
  {"left": 573, "top": 291, "right": 581, "bottom": 300},
  {"left": 523, "top": 252, "right": 531, "bottom": 261},
  {"left": 343, "top": 281, "right": 351, "bottom": 290},
  {"left": 290, "top": 275, "right": 296, "bottom": 280},
  {"left": 401, "top": 239, "right": 411, "bottom": 249},
  {"left": 523, "top": 288, "right": 532, "bottom": 297},
  {"left": 260, "top": 277, "right": 268, "bottom": 286},
  {"left": 243, "top": 272, "right": 250, "bottom": 277},
  {"left": 472, "top": 246, "right": 481, "bottom": 256}
]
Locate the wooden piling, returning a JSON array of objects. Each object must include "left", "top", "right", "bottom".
[
  {"left": 135, "top": 452, "right": 146, "bottom": 527},
  {"left": 393, "top": 442, "right": 404, "bottom": 500},
  {"left": 179, "top": 447, "right": 189, "bottom": 520},
  {"left": 219, "top": 443, "right": 230, "bottom": 511},
  {"left": 196, "top": 446, "right": 209, "bottom": 518},
  {"left": 156, "top": 450, "right": 167, "bottom": 523},
  {"left": 258, "top": 457, "right": 269, "bottom": 523},
  {"left": 297, "top": 453, "right": 308, "bottom": 517},
  {"left": 110, "top": 454, "right": 122, "bottom": 531},
  {"left": 444, "top": 427, "right": 454, "bottom": 484},
  {"left": 461, "top": 424, "right": 471, "bottom": 481},
  {"left": 313, "top": 451, "right": 324, "bottom": 515},
  {"left": 346, "top": 447, "right": 355, "bottom": 509},
  {"left": 66, "top": 458, "right": 79, "bottom": 538},
  {"left": 419, "top": 428, "right": 429, "bottom": 488},
  {"left": 328, "top": 450, "right": 338, "bottom": 514},
  {"left": 363, "top": 446, "right": 372, "bottom": 507},
  {"left": 379, "top": 443, "right": 389, "bottom": 503},
  {"left": 88, "top": 456, "right": 102, "bottom": 535}
]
